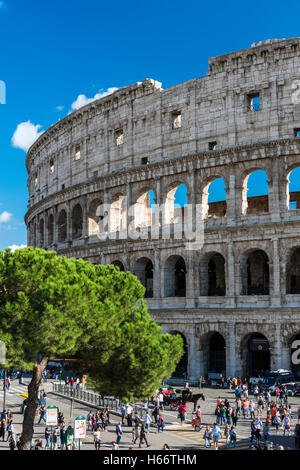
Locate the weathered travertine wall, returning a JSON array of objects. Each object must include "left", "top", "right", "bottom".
[{"left": 25, "top": 38, "right": 300, "bottom": 380}]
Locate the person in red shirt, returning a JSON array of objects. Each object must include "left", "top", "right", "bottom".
[{"left": 178, "top": 403, "right": 188, "bottom": 425}]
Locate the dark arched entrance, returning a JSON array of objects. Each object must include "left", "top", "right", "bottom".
[
  {"left": 111, "top": 260, "right": 125, "bottom": 271},
  {"left": 164, "top": 256, "right": 186, "bottom": 297},
  {"left": 170, "top": 331, "right": 188, "bottom": 379},
  {"left": 246, "top": 333, "right": 270, "bottom": 376},
  {"left": 246, "top": 250, "right": 269, "bottom": 295},
  {"left": 209, "top": 332, "right": 226, "bottom": 374},
  {"left": 208, "top": 254, "right": 226, "bottom": 296},
  {"left": 133, "top": 258, "right": 154, "bottom": 298}
]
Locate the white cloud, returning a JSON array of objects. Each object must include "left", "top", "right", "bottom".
[
  {"left": 0, "top": 211, "right": 12, "bottom": 223},
  {"left": 8, "top": 244, "right": 26, "bottom": 252},
  {"left": 70, "top": 87, "right": 118, "bottom": 111},
  {"left": 0, "top": 2, "right": 4, "bottom": 8},
  {"left": 56, "top": 105, "right": 64, "bottom": 111},
  {"left": 11, "top": 121, "right": 43, "bottom": 152}
]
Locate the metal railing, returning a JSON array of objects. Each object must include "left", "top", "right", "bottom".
[{"left": 52, "top": 383, "right": 147, "bottom": 415}]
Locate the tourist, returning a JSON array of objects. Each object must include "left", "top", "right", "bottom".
[
  {"left": 203, "top": 426, "right": 212, "bottom": 448},
  {"left": 116, "top": 421, "right": 123, "bottom": 445},
  {"left": 139, "top": 423, "right": 150, "bottom": 448},
  {"left": 211, "top": 423, "right": 222, "bottom": 450}
]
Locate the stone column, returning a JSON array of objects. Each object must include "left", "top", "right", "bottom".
[
  {"left": 186, "top": 250, "right": 195, "bottom": 307},
  {"left": 227, "top": 241, "right": 236, "bottom": 307},
  {"left": 153, "top": 247, "right": 161, "bottom": 300},
  {"left": 66, "top": 200, "right": 72, "bottom": 242},
  {"left": 188, "top": 327, "right": 199, "bottom": 381},
  {"left": 226, "top": 172, "right": 236, "bottom": 221},
  {"left": 269, "top": 159, "right": 281, "bottom": 221},
  {"left": 272, "top": 323, "right": 282, "bottom": 370},
  {"left": 82, "top": 194, "right": 88, "bottom": 241},
  {"left": 227, "top": 322, "right": 236, "bottom": 376},
  {"left": 271, "top": 237, "right": 281, "bottom": 306}
]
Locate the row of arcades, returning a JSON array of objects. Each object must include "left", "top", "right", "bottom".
[
  {"left": 170, "top": 330, "right": 300, "bottom": 380},
  {"left": 109, "top": 249, "right": 299, "bottom": 297},
  {"left": 28, "top": 166, "right": 300, "bottom": 247}
]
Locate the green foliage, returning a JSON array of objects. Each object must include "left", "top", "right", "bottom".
[{"left": 0, "top": 248, "right": 183, "bottom": 398}]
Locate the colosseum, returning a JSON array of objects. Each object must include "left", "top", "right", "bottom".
[{"left": 25, "top": 37, "right": 300, "bottom": 383}]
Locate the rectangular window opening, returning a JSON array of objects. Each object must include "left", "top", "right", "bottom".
[
  {"left": 290, "top": 200, "right": 297, "bottom": 210},
  {"left": 115, "top": 129, "right": 124, "bottom": 146},
  {"left": 294, "top": 128, "right": 300, "bottom": 137},
  {"left": 50, "top": 159, "right": 54, "bottom": 174},
  {"left": 172, "top": 112, "right": 181, "bottom": 129},
  {"left": 75, "top": 147, "right": 81, "bottom": 160},
  {"left": 141, "top": 157, "right": 148, "bottom": 165},
  {"left": 208, "top": 141, "right": 218, "bottom": 151},
  {"left": 247, "top": 93, "right": 260, "bottom": 111}
]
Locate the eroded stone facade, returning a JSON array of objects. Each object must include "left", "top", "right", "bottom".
[{"left": 25, "top": 38, "right": 300, "bottom": 380}]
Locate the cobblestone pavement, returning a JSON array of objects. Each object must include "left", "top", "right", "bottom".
[{"left": 0, "top": 381, "right": 299, "bottom": 450}]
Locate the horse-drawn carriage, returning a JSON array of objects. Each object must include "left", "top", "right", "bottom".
[{"left": 163, "top": 388, "right": 205, "bottom": 411}]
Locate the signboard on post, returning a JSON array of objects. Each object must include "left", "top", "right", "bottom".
[
  {"left": 74, "top": 416, "right": 86, "bottom": 439},
  {"left": 46, "top": 406, "right": 58, "bottom": 426}
]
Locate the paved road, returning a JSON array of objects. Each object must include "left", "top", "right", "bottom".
[{"left": 0, "top": 381, "right": 299, "bottom": 450}]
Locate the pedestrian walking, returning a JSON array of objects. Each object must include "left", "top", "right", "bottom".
[
  {"left": 203, "top": 426, "right": 212, "bottom": 448},
  {"left": 228, "top": 426, "right": 237, "bottom": 448},
  {"left": 139, "top": 423, "right": 150, "bottom": 448},
  {"left": 157, "top": 415, "right": 165, "bottom": 433},
  {"left": 94, "top": 429, "right": 101, "bottom": 450},
  {"left": 0, "top": 419, "right": 5, "bottom": 442},
  {"left": 116, "top": 421, "right": 123, "bottom": 445},
  {"left": 211, "top": 423, "right": 222, "bottom": 450}
]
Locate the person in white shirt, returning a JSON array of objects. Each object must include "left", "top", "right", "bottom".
[
  {"left": 94, "top": 429, "right": 101, "bottom": 450},
  {"left": 211, "top": 423, "right": 222, "bottom": 450},
  {"left": 283, "top": 416, "right": 291, "bottom": 436},
  {"left": 144, "top": 411, "right": 152, "bottom": 433},
  {"left": 126, "top": 405, "right": 133, "bottom": 427},
  {"left": 159, "top": 393, "right": 164, "bottom": 410}
]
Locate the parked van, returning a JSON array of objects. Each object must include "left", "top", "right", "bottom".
[{"left": 261, "top": 369, "right": 295, "bottom": 392}]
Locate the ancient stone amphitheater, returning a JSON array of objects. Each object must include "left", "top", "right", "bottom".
[{"left": 25, "top": 38, "right": 300, "bottom": 382}]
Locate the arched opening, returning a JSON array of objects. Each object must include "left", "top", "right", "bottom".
[
  {"left": 209, "top": 332, "right": 226, "bottom": 375},
  {"left": 133, "top": 257, "right": 153, "bottom": 298},
  {"left": 203, "top": 177, "right": 227, "bottom": 219},
  {"left": 72, "top": 204, "right": 83, "bottom": 239},
  {"left": 242, "top": 170, "right": 269, "bottom": 215},
  {"left": 208, "top": 253, "right": 226, "bottom": 296},
  {"left": 111, "top": 260, "right": 125, "bottom": 272},
  {"left": 164, "top": 255, "right": 186, "bottom": 297},
  {"left": 88, "top": 199, "right": 103, "bottom": 236},
  {"left": 110, "top": 194, "right": 126, "bottom": 232},
  {"left": 170, "top": 331, "right": 188, "bottom": 379},
  {"left": 241, "top": 249, "right": 269, "bottom": 295},
  {"left": 287, "top": 247, "right": 300, "bottom": 294},
  {"left": 242, "top": 333, "right": 270, "bottom": 376},
  {"left": 47, "top": 214, "right": 54, "bottom": 246},
  {"left": 290, "top": 333, "right": 300, "bottom": 380},
  {"left": 134, "top": 189, "right": 155, "bottom": 228},
  {"left": 57, "top": 210, "right": 67, "bottom": 243},
  {"left": 288, "top": 166, "right": 300, "bottom": 210},
  {"left": 39, "top": 219, "right": 44, "bottom": 248},
  {"left": 165, "top": 183, "right": 188, "bottom": 225}
]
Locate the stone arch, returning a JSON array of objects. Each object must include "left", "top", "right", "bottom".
[
  {"left": 88, "top": 198, "right": 103, "bottom": 236},
  {"left": 169, "top": 330, "right": 188, "bottom": 379},
  {"left": 72, "top": 203, "right": 83, "bottom": 239},
  {"left": 240, "top": 248, "right": 269, "bottom": 295},
  {"left": 39, "top": 218, "right": 44, "bottom": 248},
  {"left": 111, "top": 260, "right": 125, "bottom": 271},
  {"left": 202, "top": 176, "right": 227, "bottom": 219},
  {"left": 241, "top": 169, "right": 269, "bottom": 215},
  {"left": 164, "top": 181, "right": 188, "bottom": 225},
  {"left": 199, "top": 251, "right": 226, "bottom": 296},
  {"left": 287, "top": 166, "right": 300, "bottom": 210},
  {"left": 110, "top": 193, "right": 126, "bottom": 232},
  {"left": 164, "top": 254, "right": 186, "bottom": 297},
  {"left": 133, "top": 257, "right": 154, "bottom": 298},
  {"left": 286, "top": 246, "right": 300, "bottom": 294},
  {"left": 47, "top": 214, "right": 54, "bottom": 246},
  {"left": 134, "top": 188, "right": 155, "bottom": 228},
  {"left": 240, "top": 332, "right": 271, "bottom": 376},
  {"left": 57, "top": 210, "right": 67, "bottom": 242}
]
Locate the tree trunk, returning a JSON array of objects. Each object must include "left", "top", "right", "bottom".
[{"left": 18, "top": 356, "right": 48, "bottom": 450}]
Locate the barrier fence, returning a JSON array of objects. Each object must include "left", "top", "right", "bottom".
[{"left": 52, "top": 383, "right": 147, "bottom": 415}]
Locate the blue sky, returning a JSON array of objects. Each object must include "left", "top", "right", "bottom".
[{"left": 1, "top": 0, "right": 300, "bottom": 250}]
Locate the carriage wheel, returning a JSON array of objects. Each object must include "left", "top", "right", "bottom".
[
  {"left": 170, "top": 402, "right": 178, "bottom": 410},
  {"left": 195, "top": 425, "right": 201, "bottom": 432}
]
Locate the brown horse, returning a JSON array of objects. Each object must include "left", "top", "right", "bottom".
[{"left": 181, "top": 390, "right": 205, "bottom": 411}]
